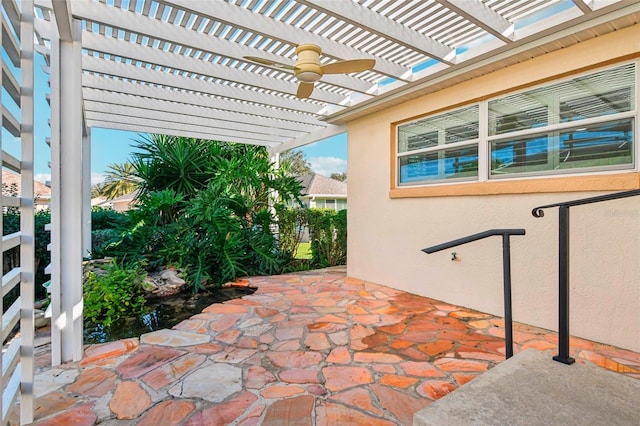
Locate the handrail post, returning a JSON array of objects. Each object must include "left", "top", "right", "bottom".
[
  {"left": 501, "top": 233, "right": 514, "bottom": 359},
  {"left": 423, "top": 229, "right": 525, "bottom": 360},
  {"left": 532, "top": 189, "right": 640, "bottom": 365},
  {"left": 555, "top": 205, "right": 575, "bottom": 365}
]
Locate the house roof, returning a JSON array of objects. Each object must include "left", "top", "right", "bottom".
[
  {"left": 2, "top": 170, "right": 51, "bottom": 199},
  {"left": 299, "top": 173, "right": 346, "bottom": 197},
  {"left": 29, "top": 0, "right": 640, "bottom": 153},
  {"left": 105, "top": 189, "right": 140, "bottom": 204}
]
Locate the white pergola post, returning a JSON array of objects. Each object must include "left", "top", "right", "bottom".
[
  {"left": 82, "top": 128, "right": 92, "bottom": 259},
  {"left": 20, "top": 0, "right": 35, "bottom": 422},
  {"left": 49, "top": 18, "right": 84, "bottom": 364}
]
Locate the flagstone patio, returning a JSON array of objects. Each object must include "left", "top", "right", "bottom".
[{"left": 16, "top": 267, "right": 640, "bottom": 425}]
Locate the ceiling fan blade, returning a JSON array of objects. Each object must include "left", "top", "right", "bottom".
[
  {"left": 243, "top": 56, "right": 295, "bottom": 70},
  {"left": 321, "top": 59, "right": 375, "bottom": 74},
  {"left": 297, "top": 82, "right": 314, "bottom": 99}
]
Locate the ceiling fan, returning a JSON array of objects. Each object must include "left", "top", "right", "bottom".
[{"left": 244, "top": 43, "right": 376, "bottom": 99}]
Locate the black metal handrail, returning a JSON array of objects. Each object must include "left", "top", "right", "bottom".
[
  {"left": 532, "top": 189, "right": 640, "bottom": 365},
  {"left": 423, "top": 229, "right": 526, "bottom": 359}
]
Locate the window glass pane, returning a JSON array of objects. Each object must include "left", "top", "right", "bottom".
[
  {"left": 560, "top": 88, "right": 631, "bottom": 122},
  {"left": 557, "top": 119, "right": 633, "bottom": 169},
  {"left": 399, "top": 146, "right": 478, "bottom": 184},
  {"left": 337, "top": 200, "right": 347, "bottom": 210},
  {"left": 491, "top": 118, "right": 633, "bottom": 176},
  {"left": 398, "top": 105, "right": 479, "bottom": 153},
  {"left": 315, "top": 200, "right": 325, "bottom": 208},
  {"left": 491, "top": 135, "right": 551, "bottom": 175},
  {"left": 489, "top": 63, "right": 635, "bottom": 135}
]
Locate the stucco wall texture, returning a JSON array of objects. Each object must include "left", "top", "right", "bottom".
[{"left": 346, "top": 25, "right": 640, "bottom": 352}]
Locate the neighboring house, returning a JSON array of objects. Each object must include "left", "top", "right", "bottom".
[
  {"left": 95, "top": 189, "right": 139, "bottom": 212},
  {"left": 298, "top": 173, "right": 347, "bottom": 211},
  {"left": 2, "top": 170, "right": 50, "bottom": 210}
]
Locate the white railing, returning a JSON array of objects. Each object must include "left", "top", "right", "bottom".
[{"left": 1, "top": 0, "right": 35, "bottom": 424}]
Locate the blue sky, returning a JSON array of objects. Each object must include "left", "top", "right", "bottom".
[{"left": 28, "top": 54, "right": 347, "bottom": 185}]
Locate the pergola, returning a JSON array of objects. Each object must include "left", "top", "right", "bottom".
[
  {"left": 2, "top": 0, "right": 639, "bottom": 424},
  {"left": 33, "top": 0, "right": 640, "bottom": 151}
]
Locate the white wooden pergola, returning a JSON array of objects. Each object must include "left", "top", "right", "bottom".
[{"left": 2, "top": 0, "right": 639, "bottom": 424}]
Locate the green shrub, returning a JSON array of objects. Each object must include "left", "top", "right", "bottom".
[
  {"left": 97, "top": 190, "right": 184, "bottom": 267},
  {"left": 91, "top": 207, "right": 131, "bottom": 230},
  {"left": 83, "top": 261, "right": 148, "bottom": 328},
  {"left": 274, "top": 205, "right": 306, "bottom": 259},
  {"left": 305, "top": 208, "right": 347, "bottom": 267}
]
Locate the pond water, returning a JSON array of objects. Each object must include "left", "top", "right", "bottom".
[{"left": 84, "top": 286, "right": 256, "bottom": 344}]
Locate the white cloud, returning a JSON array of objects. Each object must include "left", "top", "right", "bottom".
[
  {"left": 308, "top": 156, "right": 347, "bottom": 177},
  {"left": 34, "top": 172, "right": 106, "bottom": 186},
  {"left": 34, "top": 173, "right": 51, "bottom": 185},
  {"left": 91, "top": 172, "right": 106, "bottom": 185}
]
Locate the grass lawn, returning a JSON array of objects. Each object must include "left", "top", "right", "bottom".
[{"left": 295, "top": 242, "right": 312, "bottom": 259}]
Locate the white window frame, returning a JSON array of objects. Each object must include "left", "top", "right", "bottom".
[{"left": 396, "top": 61, "right": 638, "bottom": 187}]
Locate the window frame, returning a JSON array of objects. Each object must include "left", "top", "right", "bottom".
[{"left": 394, "top": 61, "right": 638, "bottom": 188}]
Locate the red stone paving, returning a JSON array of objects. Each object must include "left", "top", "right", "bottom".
[{"left": 17, "top": 267, "right": 640, "bottom": 425}]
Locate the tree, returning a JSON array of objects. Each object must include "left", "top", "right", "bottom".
[
  {"left": 101, "top": 162, "right": 141, "bottom": 199},
  {"left": 330, "top": 172, "right": 347, "bottom": 182},
  {"left": 280, "top": 149, "right": 312, "bottom": 177},
  {"left": 91, "top": 183, "right": 105, "bottom": 198}
]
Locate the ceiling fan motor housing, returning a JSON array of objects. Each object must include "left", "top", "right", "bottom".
[{"left": 294, "top": 44, "right": 323, "bottom": 82}]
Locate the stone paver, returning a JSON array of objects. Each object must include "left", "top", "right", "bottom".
[
  {"left": 18, "top": 267, "right": 640, "bottom": 425},
  {"left": 168, "top": 360, "right": 243, "bottom": 402},
  {"left": 140, "top": 329, "right": 211, "bottom": 346},
  {"left": 110, "top": 381, "right": 152, "bottom": 420}
]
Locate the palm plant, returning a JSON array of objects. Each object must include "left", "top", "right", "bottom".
[
  {"left": 131, "top": 134, "right": 210, "bottom": 200},
  {"left": 101, "top": 162, "right": 141, "bottom": 200}
]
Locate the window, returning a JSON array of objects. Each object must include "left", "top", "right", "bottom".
[
  {"left": 397, "top": 105, "right": 479, "bottom": 184},
  {"left": 396, "top": 63, "right": 636, "bottom": 186}
]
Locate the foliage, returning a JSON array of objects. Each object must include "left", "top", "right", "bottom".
[
  {"left": 275, "top": 206, "right": 347, "bottom": 268},
  {"left": 98, "top": 190, "right": 184, "bottom": 267},
  {"left": 274, "top": 205, "right": 307, "bottom": 259},
  {"left": 3, "top": 210, "right": 51, "bottom": 300},
  {"left": 330, "top": 172, "right": 347, "bottom": 182},
  {"left": 91, "top": 207, "right": 131, "bottom": 230},
  {"left": 131, "top": 134, "right": 213, "bottom": 200},
  {"left": 91, "top": 183, "right": 105, "bottom": 198},
  {"left": 161, "top": 147, "right": 303, "bottom": 288},
  {"left": 295, "top": 242, "right": 312, "bottom": 259},
  {"left": 305, "top": 208, "right": 347, "bottom": 267},
  {"left": 99, "top": 136, "right": 306, "bottom": 291},
  {"left": 280, "top": 149, "right": 312, "bottom": 177},
  {"left": 83, "top": 261, "right": 148, "bottom": 328},
  {"left": 101, "top": 162, "right": 141, "bottom": 199}
]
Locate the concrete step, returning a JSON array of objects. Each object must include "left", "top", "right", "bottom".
[{"left": 414, "top": 349, "right": 640, "bottom": 426}]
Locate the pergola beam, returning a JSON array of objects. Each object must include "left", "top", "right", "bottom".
[
  {"left": 86, "top": 119, "right": 279, "bottom": 147},
  {"left": 50, "top": 0, "right": 73, "bottom": 42},
  {"left": 162, "top": 0, "right": 410, "bottom": 80},
  {"left": 81, "top": 55, "right": 324, "bottom": 115},
  {"left": 82, "top": 89, "right": 322, "bottom": 134},
  {"left": 437, "top": 0, "right": 514, "bottom": 43},
  {"left": 84, "top": 102, "right": 307, "bottom": 140},
  {"left": 572, "top": 0, "right": 594, "bottom": 14},
  {"left": 66, "top": 0, "right": 395, "bottom": 90},
  {"left": 80, "top": 31, "right": 348, "bottom": 104},
  {"left": 81, "top": 74, "right": 325, "bottom": 127},
  {"left": 298, "top": 0, "right": 456, "bottom": 66}
]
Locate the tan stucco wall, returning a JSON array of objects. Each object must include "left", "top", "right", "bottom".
[{"left": 347, "top": 25, "right": 640, "bottom": 352}]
